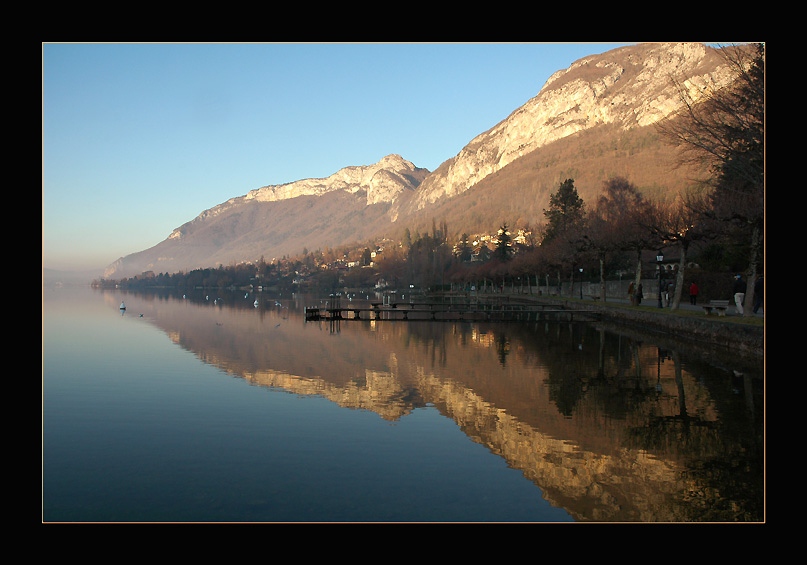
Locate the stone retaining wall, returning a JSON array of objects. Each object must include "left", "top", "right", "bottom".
[{"left": 547, "top": 298, "right": 764, "bottom": 364}]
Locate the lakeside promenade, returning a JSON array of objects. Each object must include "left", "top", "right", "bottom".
[
  {"left": 518, "top": 292, "right": 764, "bottom": 361},
  {"left": 584, "top": 295, "right": 764, "bottom": 318}
]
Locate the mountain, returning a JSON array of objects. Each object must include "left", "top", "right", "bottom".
[
  {"left": 104, "top": 42, "right": 742, "bottom": 280},
  {"left": 104, "top": 155, "right": 429, "bottom": 279}
]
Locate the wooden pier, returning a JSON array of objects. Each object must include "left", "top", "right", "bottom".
[{"left": 304, "top": 297, "right": 599, "bottom": 323}]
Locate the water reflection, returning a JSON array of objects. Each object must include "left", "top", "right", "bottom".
[{"left": 103, "top": 288, "right": 764, "bottom": 521}]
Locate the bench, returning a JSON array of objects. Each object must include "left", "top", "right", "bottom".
[{"left": 702, "top": 300, "right": 730, "bottom": 316}]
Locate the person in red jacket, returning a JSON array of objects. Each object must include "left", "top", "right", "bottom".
[{"left": 688, "top": 281, "right": 699, "bottom": 305}]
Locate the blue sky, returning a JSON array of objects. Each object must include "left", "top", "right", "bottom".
[{"left": 42, "top": 42, "right": 634, "bottom": 273}]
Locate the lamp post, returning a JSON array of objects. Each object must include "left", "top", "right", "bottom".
[
  {"left": 656, "top": 250, "right": 664, "bottom": 308},
  {"left": 579, "top": 268, "right": 583, "bottom": 300},
  {"left": 656, "top": 347, "right": 664, "bottom": 395}
]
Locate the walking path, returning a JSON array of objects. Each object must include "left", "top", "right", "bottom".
[{"left": 574, "top": 295, "right": 764, "bottom": 318}]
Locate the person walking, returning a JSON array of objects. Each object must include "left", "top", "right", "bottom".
[
  {"left": 635, "top": 283, "right": 643, "bottom": 305},
  {"left": 733, "top": 274, "right": 747, "bottom": 315},
  {"left": 688, "top": 281, "right": 699, "bottom": 305},
  {"left": 665, "top": 281, "right": 675, "bottom": 307},
  {"left": 628, "top": 281, "right": 635, "bottom": 306},
  {"left": 753, "top": 276, "right": 763, "bottom": 314}
]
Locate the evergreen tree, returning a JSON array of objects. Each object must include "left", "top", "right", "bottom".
[
  {"left": 494, "top": 223, "right": 513, "bottom": 262},
  {"left": 455, "top": 233, "right": 472, "bottom": 262},
  {"left": 542, "top": 179, "right": 585, "bottom": 244}
]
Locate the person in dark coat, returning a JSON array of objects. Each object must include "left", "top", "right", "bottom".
[
  {"left": 635, "top": 283, "right": 643, "bottom": 305},
  {"left": 752, "top": 276, "right": 763, "bottom": 314}
]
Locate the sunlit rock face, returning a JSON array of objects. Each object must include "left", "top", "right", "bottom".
[
  {"left": 243, "top": 153, "right": 427, "bottom": 205},
  {"left": 408, "top": 42, "right": 738, "bottom": 210},
  {"left": 161, "top": 154, "right": 426, "bottom": 234}
]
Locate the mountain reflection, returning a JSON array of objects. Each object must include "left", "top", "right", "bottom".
[{"left": 115, "top": 290, "right": 764, "bottom": 522}]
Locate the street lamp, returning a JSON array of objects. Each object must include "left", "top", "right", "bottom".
[
  {"left": 656, "top": 347, "right": 664, "bottom": 395},
  {"left": 579, "top": 268, "right": 583, "bottom": 300},
  {"left": 656, "top": 250, "right": 664, "bottom": 308}
]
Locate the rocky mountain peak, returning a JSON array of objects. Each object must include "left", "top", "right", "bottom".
[
  {"left": 403, "top": 42, "right": 737, "bottom": 211},
  {"left": 163, "top": 153, "right": 429, "bottom": 243},
  {"left": 244, "top": 153, "right": 427, "bottom": 205}
]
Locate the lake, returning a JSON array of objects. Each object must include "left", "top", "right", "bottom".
[{"left": 42, "top": 285, "right": 764, "bottom": 523}]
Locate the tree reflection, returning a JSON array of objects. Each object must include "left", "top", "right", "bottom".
[{"left": 496, "top": 332, "right": 510, "bottom": 366}]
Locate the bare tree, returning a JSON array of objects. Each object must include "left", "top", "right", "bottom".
[
  {"left": 657, "top": 43, "right": 764, "bottom": 316},
  {"left": 585, "top": 177, "right": 651, "bottom": 302},
  {"left": 644, "top": 188, "right": 712, "bottom": 310}
]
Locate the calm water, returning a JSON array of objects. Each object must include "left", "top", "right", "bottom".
[{"left": 42, "top": 286, "right": 764, "bottom": 523}]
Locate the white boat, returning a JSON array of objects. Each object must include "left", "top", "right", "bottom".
[
  {"left": 254, "top": 300, "right": 259, "bottom": 307},
  {"left": 119, "top": 301, "right": 126, "bottom": 310}
]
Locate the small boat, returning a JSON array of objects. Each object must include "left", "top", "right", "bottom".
[
  {"left": 120, "top": 301, "right": 126, "bottom": 310},
  {"left": 254, "top": 299, "right": 259, "bottom": 308}
]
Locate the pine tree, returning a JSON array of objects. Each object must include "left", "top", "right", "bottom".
[
  {"left": 495, "top": 223, "right": 512, "bottom": 262},
  {"left": 542, "top": 179, "right": 585, "bottom": 244}
]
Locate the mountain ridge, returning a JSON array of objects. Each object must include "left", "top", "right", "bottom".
[{"left": 104, "top": 42, "right": 743, "bottom": 280}]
